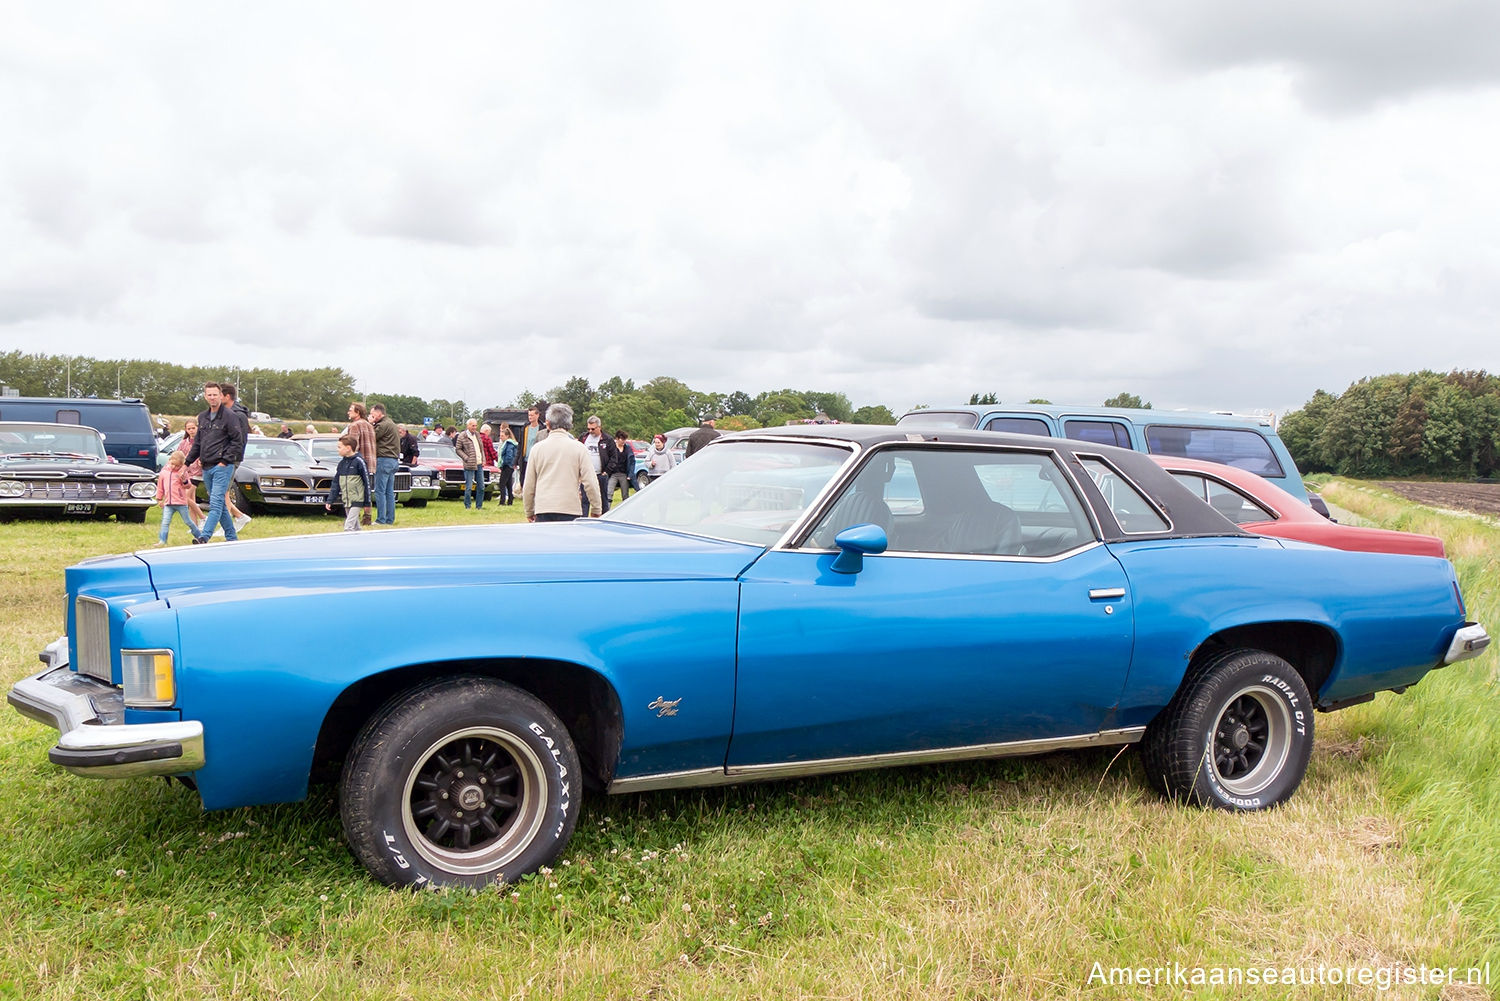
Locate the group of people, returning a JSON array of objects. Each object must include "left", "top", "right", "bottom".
[
  {"left": 521, "top": 405, "right": 714, "bottom": 522},
  {"left": 156, "top": 381, "right": 254, "bottom": 545},
  {"left": 154, "top": 389, "right": 724, "bottom": 542}
]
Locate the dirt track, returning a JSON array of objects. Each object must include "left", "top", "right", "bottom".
[{"left": 1379, "top": 480, "right": 1500, "bottom": 518}]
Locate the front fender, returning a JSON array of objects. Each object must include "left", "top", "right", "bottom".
[{"left": 170, "top": 579, "right": 739, "bottom": 810}]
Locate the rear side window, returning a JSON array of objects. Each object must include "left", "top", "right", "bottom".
[
  {"left": 1169, "top": 472, "right": 1274, "bottom": 525},
  {"left": 1064, "top": 420, "right": 1131, "bottom": 449},
  {"left": 1145, "top": 425, "right": 1284, "bottom": 478},
  {"left": 1078, "top": 456, "right": 1170, "bottom": 533},
  {"left": 984, "top": 417, "right": 1050, "bottom": 436},
  {"left": 54, "top": 409, "right": 82, "bottom": 425}
]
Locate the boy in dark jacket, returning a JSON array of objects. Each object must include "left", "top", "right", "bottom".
[{"left": 324, "top": 435, "right": 372, "bottom": 532}]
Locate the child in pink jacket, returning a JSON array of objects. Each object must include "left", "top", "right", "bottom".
[{"left": 155, "top": 452, "right": 204, "bottom": 545}]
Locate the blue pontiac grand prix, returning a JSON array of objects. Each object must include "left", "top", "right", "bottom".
[{"left": 9, "top": 426, "right": 1489, "bottom": 889}]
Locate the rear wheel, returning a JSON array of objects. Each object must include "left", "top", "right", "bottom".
[
  {"left": 1140, "top": 648, "right": 1313, "bottom": 810},
  {"left": 635, "top": 471, "right": 650, "bottom": 490},
  {"left": 341, "top": 677, "right": 580, "bottom": 889}
]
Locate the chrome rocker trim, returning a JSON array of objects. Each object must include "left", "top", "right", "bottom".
[
  {"left": 1443, "top": 622, "right": 1491, "bottom": 665},
  {"left": 7, "top": 666, "right": 205, "bottom": 780},
  {"left": 607, "top": 726, "right": 1147, "bottom": 794}
]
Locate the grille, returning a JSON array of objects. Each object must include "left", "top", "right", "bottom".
[
  {"left": 19, "top": 480, "right": 136, "bottom": 500},
  {"left": 75, "top": 596, "right": 112, "bottom": 682},
  {"left": 443, "top": 469, "right": 465, "bottom": 483},
  {"left": 394, "top": 471, "right": 412, "bottom": 492},
  {"left": 315, "top": 477, "right": 332, "bottom": 491}
]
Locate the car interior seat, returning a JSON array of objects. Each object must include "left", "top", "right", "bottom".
[{"left": 940, "top": 501, "right": 1023, "bottom": 556}]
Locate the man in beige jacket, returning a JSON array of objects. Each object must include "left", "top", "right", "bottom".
[{"left": 523, "top": 403, "right": 602, "bottom": 522}]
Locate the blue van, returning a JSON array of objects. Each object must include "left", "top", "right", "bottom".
[
  {"left": 0, "top": 397, "right": 158, "bottom": 470},
  {"left": 898, "top": 404, "right": 1314, "bottom": 505}
]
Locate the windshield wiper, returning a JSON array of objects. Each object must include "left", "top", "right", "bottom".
[{"left": 6, "top": 451, "right": 101, "bottom": 460}]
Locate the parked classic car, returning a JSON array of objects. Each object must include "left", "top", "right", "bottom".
[
  {"left": 0, "top": 422, "right": 158, "bottom": 522},
  {"left": 209, "top": 437, "right": 335, "bottom": 511},
  {"left": 414, "top": 440, "right": 499, "bottom": 499},
  {"left": 8, "top": 427, "right": 1488, "bottom": 890},
  {"left": 293, "top": 434, "right": 440, "bottom": 507},
  {"left": 1152, "top": 456, "right": 1446, "bottom": 557}
]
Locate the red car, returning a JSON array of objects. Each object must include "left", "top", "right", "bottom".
[
  {"left": 414, "top": 440, "right": 500, "bottom": 500},
  {"left": 1153, "top": 456, "right": 1445, "bottom": 557}
]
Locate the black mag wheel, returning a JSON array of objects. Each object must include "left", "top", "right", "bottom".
[
  {"left": 401, "top": 727, "right": 547, "bottom": 873},
  {"left": 341, "top": 676, "right": 580, "bottom": 889},
  {"left": 1140, "top": 647, "right": 1313, "bottom": 811}
]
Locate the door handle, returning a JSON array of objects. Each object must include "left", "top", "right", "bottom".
[{"left": 1088, "top": 587, "right": 1126, "bottom": 600}]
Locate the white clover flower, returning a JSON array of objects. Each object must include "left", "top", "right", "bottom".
[
  {"left": 114, "top": 869, "right": 126, "bottom": 877},
  {"left": 619, "top": 893, "right": 631, "bottom": 903}
]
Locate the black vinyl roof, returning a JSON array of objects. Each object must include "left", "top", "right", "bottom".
[{"left": 719, "top": 423, "right": 1249, "bottom": 543}]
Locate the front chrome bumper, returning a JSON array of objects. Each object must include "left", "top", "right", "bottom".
[
  {"left": 1443, "top": 622, "right": 1491, "bottom": 665},
  {"left": 7, "top": 638, "right": 204, "bottom": 779}
]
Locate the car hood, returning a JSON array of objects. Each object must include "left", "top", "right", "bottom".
[
  {"left": 0, "top": 455, "right": 153, "bottom": 478},
  {"left": 240, "top": 458, "right": 331, "bottom": 474},
  {"left": 135, "top": 520, "right": 765, "bottom": 598}
]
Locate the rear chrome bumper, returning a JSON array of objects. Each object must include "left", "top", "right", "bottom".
[
  {"left": 1443, "top": 622, "right": 1491, "bottom": 665},
  {"left": 7, "top": 639, "right": 204, "bottom": 779}
]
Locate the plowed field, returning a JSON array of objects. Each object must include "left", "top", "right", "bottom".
[{"left": 1380, "top": 480, "right": 1500, "bottom": 517}]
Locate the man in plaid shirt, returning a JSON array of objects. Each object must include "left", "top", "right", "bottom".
[{"left": 344, "top": 402, "right": 377, "bottom": 525}]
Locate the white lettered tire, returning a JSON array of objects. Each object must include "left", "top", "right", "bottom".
[
  {"left": 341, "top": 676, "right": 580, "bottom": 889},
  {"left": 1141, "top": 648, "right": 1314, "bottom": 811}
]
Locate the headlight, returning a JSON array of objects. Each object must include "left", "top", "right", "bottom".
[
  {"left": 262, "top": 477, "right": 284, "bottom": 488},
  {"left": 418, "top": 476, "right": 432, "bottom": 487},
  {"left": 121, "top": 649, "right": 176, "bottom": 707},
  {"left": 129, "top": 482, "right": 157, "bottom": 498},
  {"left": 0, "top": 480, "right": 23, "bottom": 497}
]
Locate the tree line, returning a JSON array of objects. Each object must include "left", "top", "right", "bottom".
[
  {"left": 0, "top": 352, "right": 897, "bottom": 439},
  {"left": 1279, "top": 370, "right": 1500, "bottom": 478}
]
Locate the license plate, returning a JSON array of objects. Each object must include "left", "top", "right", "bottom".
[
  {"left": 303, "top": 494, "right": 326, "bottom": 503},
  {"left": 64, "top": 502, "right": 96, "bottom": 515}
]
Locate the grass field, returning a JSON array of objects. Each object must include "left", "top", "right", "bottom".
[{"left": 0, "top": 482, "right": 1495, "bottom": 999}]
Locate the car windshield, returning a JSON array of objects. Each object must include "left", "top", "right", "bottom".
[
  {"left": 419, "top": 443, "right": 459, "bottom": 461},
  {"left": 244, "top": 440, "right": 315, "bottom": 463},
  {"left": 0, "top": 426, "right": 108, "bottom": 459},
  {"left": 304, "top": 439, "right": 341, "bottom": 464},
  {"left": 604, "top": 439, "right": 852, "bottom": 545}
]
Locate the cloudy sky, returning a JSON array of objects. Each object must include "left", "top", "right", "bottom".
[{"left": 3, "top": 1, "right": 1498, "bottom": 418}]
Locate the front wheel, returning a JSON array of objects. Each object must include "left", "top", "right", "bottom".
[
  {"left": 1140, "top": 648, "right": 1313, "bottom": 811},
  {"left": 341, "top": 676, "right": 580, "bottom": 889},
  {"left": 635, "top": 471, "right": 650, "bottom": 491}
]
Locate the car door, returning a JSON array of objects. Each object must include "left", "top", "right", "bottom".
[{"left": 729, "top": 444, "right": 1135, "bottom": 769}]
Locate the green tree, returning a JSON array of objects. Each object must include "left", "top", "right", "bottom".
[
  {"left": 366, "top": 393, "right": 429, "bottom": 425},
  {"left": 642, "top": 376, "right": 693, "bottom": 412},
  {"left": 548, "top": 377, "right": 595, "bottom": 420},
  {"left": 1102, "top": 393, "right": 1150, "bottom": 409},
  {"left": 754, "top": 391, "right": 812, "bottom": 427},
  {"left": 1027, "top": 398, "right": 1052, "bottom": 404},
  {"left": 1277, "top": 390, "right": 1336, "bottom": 474},
  {"left": 722, "top": 391, "right": 755, "bottom": 416},
  {"left": 803, "top": 392, "right": 853, "bottom": 423},
  {"left": 968, "top": 392, "right": 999, "bottom": 405},
  {"left": 851, "top": 405, "right": 896, "bottom": 424}
]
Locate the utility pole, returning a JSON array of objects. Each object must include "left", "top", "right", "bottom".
[{"left": 65, "top": 356, "right": 71, "bottom": 398}]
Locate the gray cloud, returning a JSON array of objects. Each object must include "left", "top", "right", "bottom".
[{"left": 1114, "top": 0, "right": 1500, "bottom": 112}]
